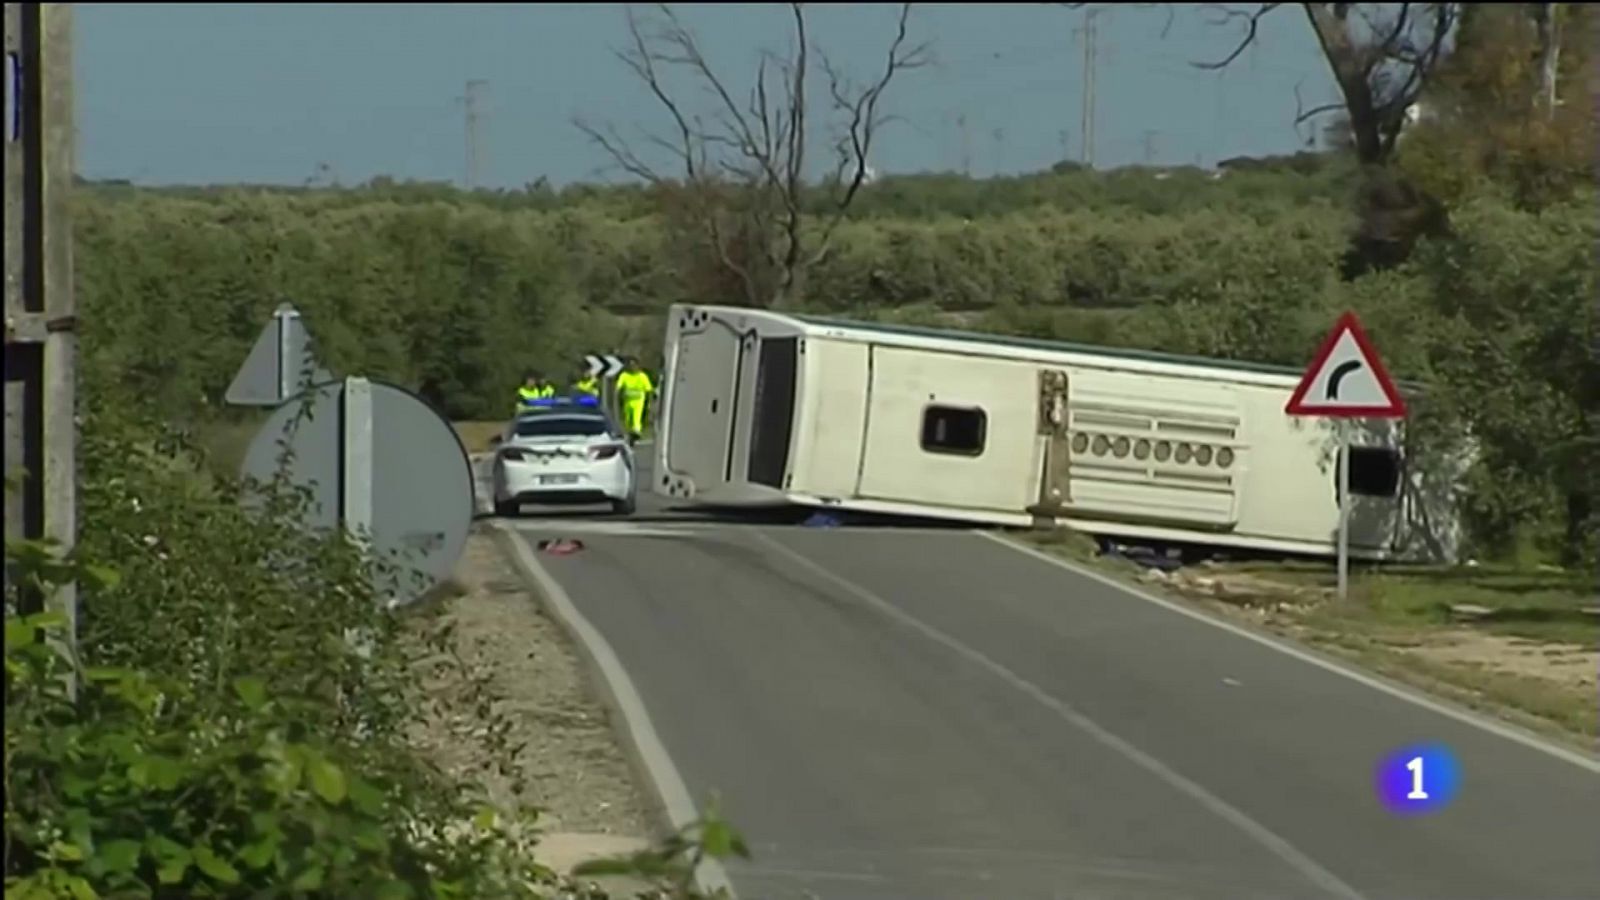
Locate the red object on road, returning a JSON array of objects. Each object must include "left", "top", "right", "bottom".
[{"left": 538, "top": 538, "right": 585, "bottom": 555}]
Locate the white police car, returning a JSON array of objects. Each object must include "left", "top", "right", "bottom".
[{"left": 491, "top": 400, "right": 637, "bottom": 517}]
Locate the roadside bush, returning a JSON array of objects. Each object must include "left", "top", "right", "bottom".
[
  {"left": 5, "top": 389, "right": 746, "bottom": 897},
  {"left": 3, "top": 400, "right": 552, "bottom": 896},
  {"left": 4, "top": 610, "right": 547, "bottom": 899},
  {"left": 1406, "top": 195, "right": 1599, "bottom": 566}
]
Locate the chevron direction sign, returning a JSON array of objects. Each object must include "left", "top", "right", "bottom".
[{"left": 584, "top": 353, "right": 625, "bottom": 378}]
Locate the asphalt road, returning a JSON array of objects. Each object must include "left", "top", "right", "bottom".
[{"left": 478, "top": 451, "right": 1600, "bottom": 900}]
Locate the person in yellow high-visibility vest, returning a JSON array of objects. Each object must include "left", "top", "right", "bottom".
[
  {"left": 515, "top": 371, "right": 543, "bottom": 413},
  {"left": 572, "top": 372, "right": 600, "bottom": 398},
  {"left": 515, "top": 371, "right": 557, "bottom": 414},
  {"left": 614, "top": 357, "right": 655, "bottom": 445}
]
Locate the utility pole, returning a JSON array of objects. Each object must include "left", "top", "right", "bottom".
[
  {"left": 1076, "top": 8, "right": 1100, "bottom": 168},
  {"left": 463, "top": 79, "right": 488, "bottom": 190},
  {"left": 4, "top": 3, "right": 79, "bottom": 684}
]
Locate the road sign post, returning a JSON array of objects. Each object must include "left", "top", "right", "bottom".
[
  {"left": 227, "top": 309, "right": 472, "bottom": 606},
  {"left": 1284, "top": 311, "right": 1408, "bottom": 601},
  {"left": 341, "top": 376, "right": 374, "bottom": 541},
  {"left": 1337, "top": 430, "right": 1351, "bottom": 600}
]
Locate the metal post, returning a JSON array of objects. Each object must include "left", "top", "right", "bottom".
[
  {"left": 340, "top": 377, "right": 374, "bottom": 540},
  {"left": 4, "top": 3, "right": 78, "bottom": 679},
  {"left": 276, "top": 307, "right": 294, "bottom": 401},
  {"left": 1336, "top": 430, "right": 1351, "bottom": 601},
  {"left": 603, "top": 376, "right": 618, "bottom": 424}
]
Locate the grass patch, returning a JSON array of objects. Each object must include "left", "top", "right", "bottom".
[
  {"left": 454, "top": 420, "right": 506, "bottom": 454},
  {"left": 1226, "top": 561, "right": 1598, "bottom": 646}
]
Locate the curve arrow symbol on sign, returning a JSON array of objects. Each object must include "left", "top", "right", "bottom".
[{"left": 1326, "top": 360, "right": 1363, "bottom": 400}]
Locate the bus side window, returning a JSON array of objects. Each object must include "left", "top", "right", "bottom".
[
  {"left": 1346, "top": 446, "right": 1402, "bottom": 498},
  {"left": 921, "top": 405, "right": 987, "bottom": 457}
]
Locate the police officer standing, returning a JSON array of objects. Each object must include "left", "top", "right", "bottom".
[
  {"left": 515, "top": 370, "right": 556, "bottom": 414},
  {"left": 516, "top": 370, "right": 542, "bottom": 413},
  {"left": 566, "top": 369, "right": 598, "bottom": 407},
  {"left": 615, "top": 357, "right": 655, "bottom": 446}
]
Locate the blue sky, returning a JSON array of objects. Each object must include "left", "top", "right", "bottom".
[{"left": 75, "top": 3, "right": 1337, "bottom": 188}]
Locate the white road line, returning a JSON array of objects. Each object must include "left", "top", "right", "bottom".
[
  {"left": 976, "top": 530, "right": 1600, "bottom": 774},
  {"left": 495, "top": 525, "right": 738, "bottom": 898},
  {"left": 749, "top": 529, "right": 1367, "bottom": 900}
]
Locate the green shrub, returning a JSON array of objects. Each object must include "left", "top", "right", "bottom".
[
  {"left": 3, "top": 404, "right": 552, "bottom": 896},
  {"left": 5, "top": 392, "right": 748, "bottom": 897},
  {"left": 5, "top": 609, "right": 546, "bottom": 899}
]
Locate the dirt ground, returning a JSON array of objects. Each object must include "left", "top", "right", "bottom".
[
  {"left": 405, "top": 529, "right": 661, "bottom": 884},
  {"left": 1396, "top": 629, "right": 1597, "bottom": 692}
]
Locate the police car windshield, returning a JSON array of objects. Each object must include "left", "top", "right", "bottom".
[{"left": 513, "top": 416, "right": 609, "bottom": 438}]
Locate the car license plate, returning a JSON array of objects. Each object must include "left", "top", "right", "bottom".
[{"left": 541, "top": 474, "right": 579, "bottom": 485}]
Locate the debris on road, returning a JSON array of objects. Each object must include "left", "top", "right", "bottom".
[{"left": 538, "top": 538, "right": 586, "bottom": 555}]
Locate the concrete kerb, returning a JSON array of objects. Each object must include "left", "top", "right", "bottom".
[{"left": 489, "top": 523, "right": 738, "bottom": 898}]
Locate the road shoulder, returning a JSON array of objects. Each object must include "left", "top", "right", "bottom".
[
  {"left": 403, "top": 528, "right": 658, "bottom": 890},
  {"left": 490, "top": 523, "right": 740, "bottom": 898}
]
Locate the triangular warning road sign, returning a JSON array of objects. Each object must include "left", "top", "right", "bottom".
[
  {"left": 225, "top": 303, "right": 334, "bottom": 407},
  {"left": 1284, "top": 311, "right": 1407, "bottom": 418}
]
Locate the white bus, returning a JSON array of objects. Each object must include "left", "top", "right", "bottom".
[{"left": 653, "top": 304, "right": 1461, "bottom": 562}]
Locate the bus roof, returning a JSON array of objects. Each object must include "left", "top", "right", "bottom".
[{"left": 791, "top": 312, "right": 1423, "bottom": 390}]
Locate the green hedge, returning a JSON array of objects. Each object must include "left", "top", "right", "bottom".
[
  {"left": 72, "top": 183, "right": 1597, "bottom": 564},
  {"left": 72, "top": 187, "right": 1350, "bottom": 409}
]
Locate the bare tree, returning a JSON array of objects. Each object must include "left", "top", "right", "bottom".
[
  {"left": 1194, "top": 4, "right": 1459, "bottom": 166},
  {"left": 574, "top": 3, "right": 930, "bottom": 310}
]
